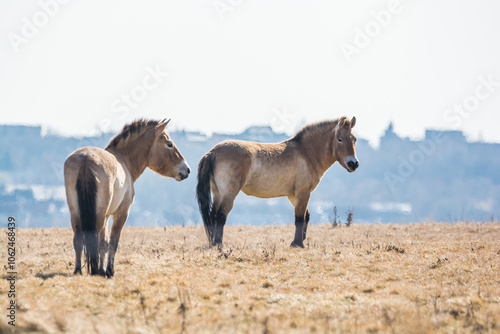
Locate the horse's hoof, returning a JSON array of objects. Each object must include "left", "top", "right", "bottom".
[
  {"left": 213, "top": 240, "right": 223, "bottom": 248},
  {"left": 106, "top": 268, "right": 114, "bottom": 278},
  {"left": 290, "top": 241, "right": 304, "bottom": 248},
  {"left": 73, "top": 268, "right": 82, "bottom": 275},
  {"left": 98, "top": 268, "right": 106, "bottom": 277}
]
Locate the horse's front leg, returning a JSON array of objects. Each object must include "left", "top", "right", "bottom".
[
  {"left": 106, "top": 211, "right": 128, "bottom": 278},
  {"left": 290, "top": 192, "right": 311, "bottom": 248}
]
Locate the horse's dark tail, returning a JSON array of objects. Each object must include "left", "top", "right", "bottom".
[
  {"left": 196, "top": 152, "right": 215, "bottom": 244},
  {"left": 76, "top": 162, "right": 99, "bottom": 275}
]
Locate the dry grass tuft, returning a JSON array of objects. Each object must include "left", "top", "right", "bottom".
[{"left": 2, "top": 222, "right": 499, "bottom": 333}]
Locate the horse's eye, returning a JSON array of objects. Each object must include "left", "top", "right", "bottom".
[
  {"left": 337, "top": 137, "right": 342, "bottom": 143},
  {"left": 167, "top": 143, "right": 173, "bottom": 148}
]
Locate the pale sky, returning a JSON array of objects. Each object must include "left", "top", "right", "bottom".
[{"left": 1, "top": 0, "right": 500, "bottom": 146}]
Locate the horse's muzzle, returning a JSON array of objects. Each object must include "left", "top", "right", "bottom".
[
  {"left": 176, "top": 161, "right": 191, "bottom": 181},
  {"left": 347, "top": 160, "right": 359, "bottom": 172},
  {"left": 178, "top": 170, "right": 190, "bottom": 180}
]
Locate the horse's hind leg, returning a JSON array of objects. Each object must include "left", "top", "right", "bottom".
[
  {"left": 98, "top": 218, "right": 109, "bottom": 276},
  {"left": 212, "top": 166, "right": 243, "bottom": 246},
  {"left": 73, "top": 231, "right": 83, "bottom": 275},
  {"left": 71, "top": 214, "right": 83, "bottom": 275},
  {"left": 209, "top": 185, "right": 221, "bottom": 245},
  {"left": 106, "top": 211, "right": 128, "bottom": 278},
  {"left": 213, "top": 196, "right": 235, "bottom": 246}
]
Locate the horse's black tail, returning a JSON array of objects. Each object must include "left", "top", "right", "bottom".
[
  {"left": 76, "top": 162, "right": 99, "bottom": 275},
  {"left": 196, "top": 152, "right": 215, "bottom": 244}
]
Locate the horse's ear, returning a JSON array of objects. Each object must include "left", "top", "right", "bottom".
[
  {"left": 155, "top": 119, "right": 170, "bottom": 134},
  {"left": 350, "top": 116, "right": 356, "bottom": 129},
  {"left": 338, "top": 117, "right": 346, "bottom": 128}
]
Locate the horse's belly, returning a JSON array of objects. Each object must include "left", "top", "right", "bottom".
[
  {"left": 241, "top": 186, "right": 287, "bottom": 198},
  {"left": 241, "top": 173, "right": 292, "bottom": 198},
  {"left": 241, "top": 156, "right": 299, "bottom": 198}
]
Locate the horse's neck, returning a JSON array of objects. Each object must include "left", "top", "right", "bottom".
[
  {"left": 107, "top": 140, "right": 151, "bottom": 182},
  {"left": 297, "top": 132, "right": 336, "bottom": 175}
]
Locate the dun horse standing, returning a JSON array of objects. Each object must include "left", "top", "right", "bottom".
[
  {"left": 64, "top": 119, "right": 190, "bottom": 277},
  {"left": 197, "top": 117, "right": 359, "bottom": 248}
]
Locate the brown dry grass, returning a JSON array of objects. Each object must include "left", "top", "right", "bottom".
[{"left": 1, "top": 223, "right": 499, "bottom": 333}]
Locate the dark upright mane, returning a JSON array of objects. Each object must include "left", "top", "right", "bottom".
[
  {"left": 106, "top": 119, "right": 160, "bottom": 149},
  {"left": 291, "top": 117, "right": 350, "bottom": 143}
]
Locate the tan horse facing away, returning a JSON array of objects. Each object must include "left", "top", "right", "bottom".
[
  {"left": 197, "top": 117, "right": 358, "bottom": 248},
  {"left": 64, "top": 119, "right": 190, "bottom": 277}
]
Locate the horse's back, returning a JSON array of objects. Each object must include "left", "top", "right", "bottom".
[
  {"left": 211, "top": 139, "right": 257, "bottom": 154},
  {"left": 210, "top": 139, "right": 288, "bottom": 170}
]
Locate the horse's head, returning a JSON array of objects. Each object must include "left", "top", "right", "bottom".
[
  {"left": 148, "top": 119, "right": 190, "bottom": 181},
  {"left": 333, "top": 116, "right": 359, "bottom": 173}
]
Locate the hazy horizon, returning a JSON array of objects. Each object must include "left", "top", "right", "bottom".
[
  {"left": 0, "top": 119, "right": 497, "bottom": 149},
  {"left": 3, "top": 120, "right": 499, "bottom": 227}
]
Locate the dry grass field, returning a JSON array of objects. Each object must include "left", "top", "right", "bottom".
[{"left": 1, "top": 222, "right": 499, "bottom": 333}]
